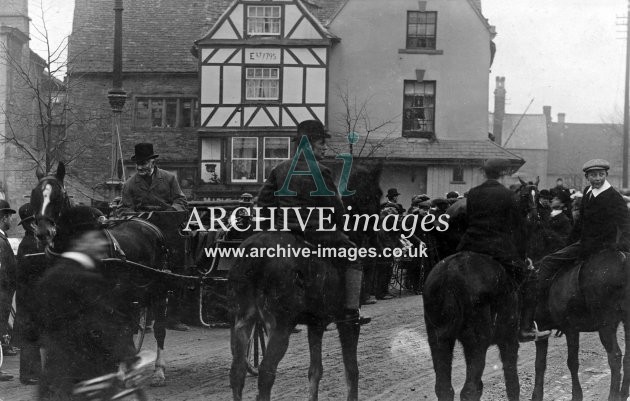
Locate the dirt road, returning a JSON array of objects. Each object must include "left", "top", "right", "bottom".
[{"left": 0, "top": 293, "right": 623, "bottom": 400}]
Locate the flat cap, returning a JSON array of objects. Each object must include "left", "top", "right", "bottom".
[
  {"left": 412, "top": 194, "right": 430, "bottom": 204},
  {"left": 482, "top": 158, "right": 511, "bottom": 175},
  {"left": 431, "top": 198, "right": 449, "bottom": 207},
  {"left": 582, "top": 159, "right": 610, "bottom": 172}
]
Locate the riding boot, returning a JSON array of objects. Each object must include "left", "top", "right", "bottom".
[
  {"left": 518, "top": 288, "right": 551, "bottom": 343},
  {"left": 343, "top": 264, "right": 371, "bottom": 325}
]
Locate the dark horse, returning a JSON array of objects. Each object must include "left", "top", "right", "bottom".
[
  {"left": 423, "top": 179, "right": 540, "bottom": 401},
  {"left": 29, "top": 162, "right": 170, "bottom": 386},
  {"left": 228, "top": 162, "right": 382, "bottom": 401},
  {"left": 531, "top": 245, "right": 630, "bottom": 399}
]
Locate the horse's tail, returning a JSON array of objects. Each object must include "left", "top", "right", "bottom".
[{"left": 424, "top": 258, "right": 465, "bottom": 339}]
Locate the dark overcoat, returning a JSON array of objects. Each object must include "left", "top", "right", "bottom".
[
  {"left": 38, "top": 256, "right": 135, "bottom": 400},
  {"left": 570, "top": 185, "right": 630, "bottom": 254},
  {"left": 0, "top": 230, "right": 17, "bottom": 336},
  {"left": 119, "top": 167, "right": 187, "bottom": 213},
  {"left": 457, "top": 179, "right": 524, "bottom": 261}
]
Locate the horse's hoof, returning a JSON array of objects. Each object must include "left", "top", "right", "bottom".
[{"left": 150, "top": 367, "right": 166, "bottom": 387}]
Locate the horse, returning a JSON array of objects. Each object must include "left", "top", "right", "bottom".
[
  {"left": 531, "top": 239, "right": 630, "bottom": 398},
  {"left": 228, "top": 162, "right": 382, "bottom": 401},
  {"left": 29, "top": 162, "right": 170, "bottom": 386},
  {"left": 423, "top": 178, "right": 541, "bottom": 401}
]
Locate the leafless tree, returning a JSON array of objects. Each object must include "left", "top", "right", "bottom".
[{"left": 329, "top": 83, "right": 402, "bottom": 158}]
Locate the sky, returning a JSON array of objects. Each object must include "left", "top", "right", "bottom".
[{"left": 29, "top": 0, "right": 629, "bottom": 124}]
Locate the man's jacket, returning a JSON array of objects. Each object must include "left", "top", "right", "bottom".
[
  {"left": 0, "top": 231, "right": 16, "bottom": 335},
  {"left": 120, "top": 167, "right": 187, "bottom": 213},
  {"left": 457, "top": 179, "right": 524, "bottom": 261},
  {"left": 571, "top": 185, "right": 630, "bottom": 253},
  {"left": 257, "top": 159, "right": 344, "bottom": 231}
]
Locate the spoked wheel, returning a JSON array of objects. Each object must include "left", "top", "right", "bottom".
[
  {"left": 132, "top": 305, "right": 148, "bottom": 353},
  {"left": 246, "top": 320, "right": 268, "bottom": 376}
]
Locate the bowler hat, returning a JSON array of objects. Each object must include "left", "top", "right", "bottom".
[
  {"left": 582, "top": 159, "right": 610, "bottom": 173},
  {"left": 482, "top": 158, "right": 511, "bottom": 176},
  {"left": 295, "top": 120, "right": 331, "bottom": 142},
  {"left": 539, "top": 189, "right": 552, "bottom": 200},
  {"left": 0, "top": 200, "right": 16, "bottom": 215},
  {"left": 386, "top": 188, "right": 400, "bottom": 198},
  {"left": 446, "top": 191, "right": 460, "bottom": 199},
  {"left": 17, "top": 203, "right": 34, "bottom": 226},
  {"left": 131, "top": 143, "right": 159, "bottom": 163}
]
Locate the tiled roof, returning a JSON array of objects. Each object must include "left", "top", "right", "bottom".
[
  {"left": 326, "top": 136, "right": 524, "bottom": 163},
  {"left": 69, "top": 0, "right": 345, "bottom": 73},
  {"left": 489, "top": 113, "right": 548, "bottom": 150},
  {"left": 69, "top": 0, "right": 233, "bottom": 73}
]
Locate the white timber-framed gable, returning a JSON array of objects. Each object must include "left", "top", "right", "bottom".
[{"left": 195, "top": 0, "right": 338, "bottom": 189}]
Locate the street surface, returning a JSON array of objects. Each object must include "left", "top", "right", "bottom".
[{"left": 0, "top": 293, "right": 623, "bottom": 400}]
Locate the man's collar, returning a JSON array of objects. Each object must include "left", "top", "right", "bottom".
[
  {"left": 62, "top": 251, "right": 96, "bottom": 269},
  {"left": 586, "top": 180, "right": 612, "bottom": 197},
  {"left": 0, "top": 229, "right": 5, "bottom": 237}
]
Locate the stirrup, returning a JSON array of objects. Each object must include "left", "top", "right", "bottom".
[{"left": 533, "top": 321, "right": 551, "bottom": 341}]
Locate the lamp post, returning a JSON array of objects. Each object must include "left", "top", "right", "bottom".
[{"left": 105, "top": 0, "right": 127, "bottom": 200}]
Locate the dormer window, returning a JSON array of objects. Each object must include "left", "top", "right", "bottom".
[{"left": 247, "top": 6, "right": 281, "bottom": 36}]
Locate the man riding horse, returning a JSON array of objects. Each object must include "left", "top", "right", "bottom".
[
  {"left": 256, "top": 119, "right": 370, "bottom": 325},
  {"left": 535, "top": 159, "right": 630, "bottom": 319},
  {"left": 456, "top": 158, "right": 550, "bottom": 342}
]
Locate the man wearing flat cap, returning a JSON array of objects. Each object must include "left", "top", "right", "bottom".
[
  {"left": 256, "top": 119, "right": 370, "bottom": 324},
  {"left": 457, "top": 159, "right": 547, "bottom": 341},
  {"left": 0, "top": 199, "right": 17, "bottom": 371},
  {"left": 536, "top": 159, "right": 630, "bottom": 315},
  {"left": 119, "top": 143, "right": 187, "bottom": 214}
]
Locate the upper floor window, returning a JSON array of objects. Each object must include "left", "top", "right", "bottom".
[
  {"left": 247, "top": 6, "right": 281, "bottom": 36},
  {"left": 407, "top": 11, "right": 437, "bottom": 49},
  {"left": 135, "top": 97, "right": 198, "bottom": 128},
  {"left": 403, "top": 80, "right": 435, "bottom": 138},
  {"left": 245, "top": 68, "right": 279, "bottom": 100}
]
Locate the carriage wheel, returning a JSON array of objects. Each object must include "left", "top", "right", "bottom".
[
  {"left": 133, "top": 306, "right": 148, "bottom": 354},
  {"left": 246, "top": 320, "right": 268, "bottom": 376}
]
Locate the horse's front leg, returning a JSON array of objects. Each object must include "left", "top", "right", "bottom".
[
  {"left": 337, "top": 320, "right": 360, "bottom": 401},
  {"left": 566, "top": 331, "right": 583, "bottom": 401},
  {"left": 498, "top": 336, "right": 520, "bottom": 401},
  {"left": 151, "top": 295, "right": 168, "bottom": 387},
  {"left": 532, "top": 337, "right": 549, "bottom": 401},
  {"left": 256, "top": 320, "right": 291, "bottom": 401},
  {"left": 307, "top": 324, "right": 325, "bottom": 401},
  {"left": 598, "top": 324, "right": 623, "bottom": 400},
  {"left": 622, "top": 318, "right": 630, "bottom": 400}
]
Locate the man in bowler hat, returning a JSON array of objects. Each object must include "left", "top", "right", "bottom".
[
  {"left": 0, "top": 199, "right": 16, "bottom": 381},
  {"left": 381, "top": 188, "right": 405, "bottom": 215}
]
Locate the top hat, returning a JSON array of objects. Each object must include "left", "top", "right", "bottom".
[
  {"left": 294, "top": 120, "right": 331, "bottom": 142},
  {"left": 131, "top": 143, "right": 159, "bottom": 163},
  {"left": 582, "top": 159, "right": 610, "bottom": 173},
  {"left": 17, "top": 203, "right": 34, "bottom": 226},
  {"left": 386, "top": 188, "right": 400, "bottom": 198},
  {"left": 0, "top": 200, "right": 16, "bottom": 215}
]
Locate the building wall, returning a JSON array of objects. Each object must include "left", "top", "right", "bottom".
[
  {"left": 327, "top": 0, "right": 491, "bottom": 141},
  {"left": 506, "top": 149, "right": 548, "bottom": 188},
  {"left": 68, "top": 73, "right": 199, "bottom": 198}
]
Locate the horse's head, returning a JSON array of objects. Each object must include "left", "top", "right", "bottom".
[
  {"left": 516, "top": 176, "right": 540, "bottom": 226},
  {"left": 30, "top": 162, "right": 71, "bottom": 245},
  {"left": 343, "top": 160, "right": 383, "bottom": 217}
]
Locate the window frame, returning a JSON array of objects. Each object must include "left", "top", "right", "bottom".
[
  {"left": 133, "top": 96, "right": 199, "bottom": 129},
  {"left": 451, "top": 165, "right": 465, "bottom": 184},
  {"left": 406, "top": 11, "right": 437, "bottom": 50},
  {"left": 263, "top": 137, "right": 291, "bottom": 180},
  {"left": 231, "top": 137, "right": 259, "bottom": 183},
  {"left": 402, "top": 80, "right": 436, "bottom": 139},
  {"left": 200, "top": 137, "right": 224, "bottom": 185},
  {"left": 244, "top": 67, "right": 280, "bottom": 101},
  {"left": 246, "top": 5, "right": 282, "bottom": 36}
]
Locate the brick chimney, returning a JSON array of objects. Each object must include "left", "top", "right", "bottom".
[
  {"left": 0, "top": 0, "right": 29, "bottom": 36},
  {"left": 558, "top": 113, "right": 566, "bottom": 124},
  {"left": 543, "top": 105, "right": 552, "bottom": 125},
  {"left": 492, "top": 76, "right": 506, "bottom": 145}
]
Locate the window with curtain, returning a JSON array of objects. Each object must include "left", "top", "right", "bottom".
[
  {"left": 406, "top": 11, "right": 437, "bottom": 49},
  {"left": 247, "top": 6, "right": 281, "bottom": 35},
  {"left": 201, "top": 138, "right": 223, "bottom": 184},
  {"left": 245, "top": 68, "right": 279, "bottom": 100},
  {"left": 232, "top": 137, "right": 258, "bottom": 182},
  {"left": 403, "top": 81, "right": 436, "bottom": 138},
  {"left": 134, "top": 97, "right": 198, "bottom": 128}
]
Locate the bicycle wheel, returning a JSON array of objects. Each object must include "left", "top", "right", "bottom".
[{"left": 246, "top": 320, "right": 268, "bottom": 376}]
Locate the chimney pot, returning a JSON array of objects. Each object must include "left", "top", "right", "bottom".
[
  {"left": 493, "top": 77, "right": 506, "bottom": 145},
  {"left": 558, "top": 113, "right": 566, "bottom": 124}
]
